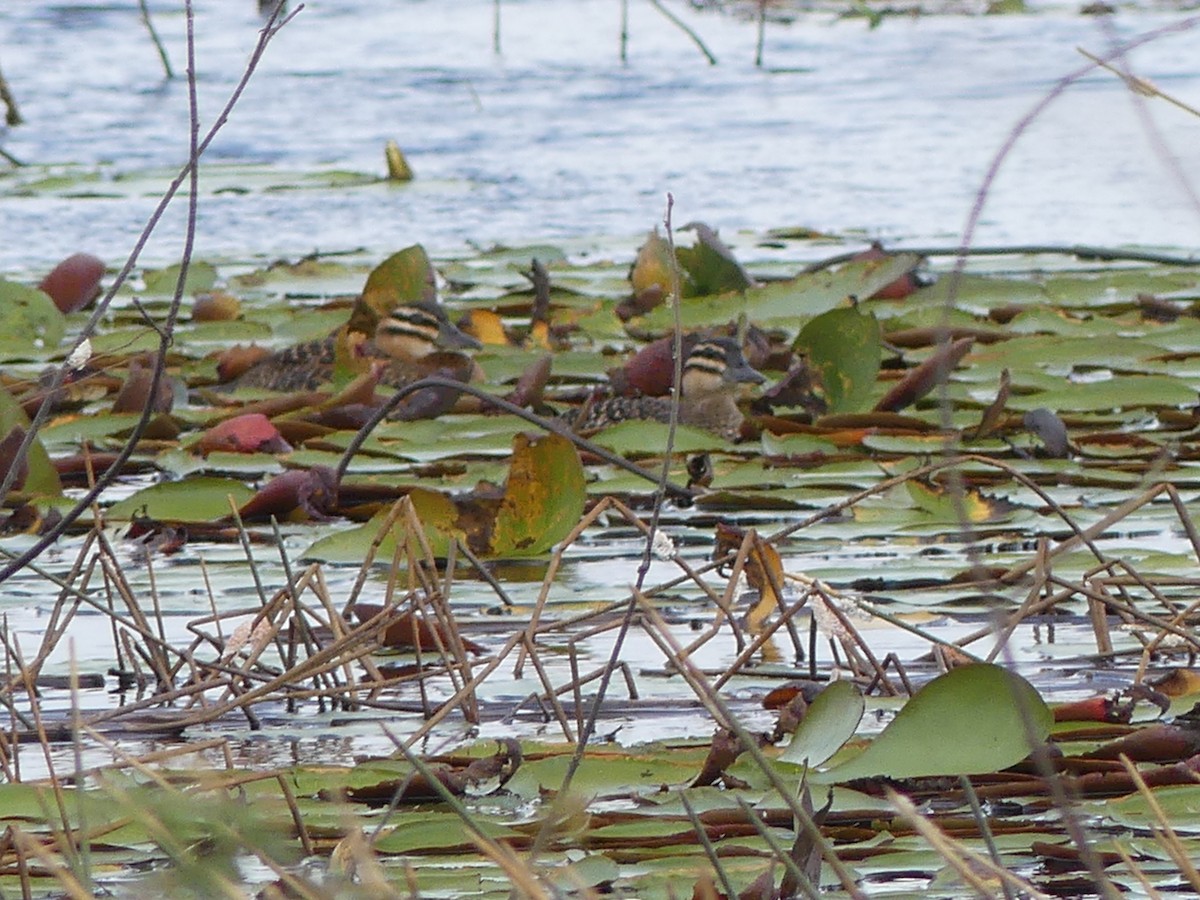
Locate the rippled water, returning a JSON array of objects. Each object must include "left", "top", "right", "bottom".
[{"left": 2, "top": 0, "right": 1200, "bottom": 279}]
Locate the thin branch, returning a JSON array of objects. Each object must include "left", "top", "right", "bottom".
[{"left": 0, "top": 4, "right": 302, "bottom": 586}]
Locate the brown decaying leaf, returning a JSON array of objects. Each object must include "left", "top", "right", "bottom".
[
  {"left": 112, "top": 356, "right": 175, "bottom": 414},
  {"left": 781, "top": 779, "right": 830, "bottom": 898},
  {"left": 526, "top": 257, "right": 552, "bottom": 328},
  {"left": 1080, "top": 722, "right": 1200, "bottom": 763},
  {"left": 713, "top": 522, "right": 784, "bottom": 632},
  {"left": 38, "top": 252, "right": 105, "bottom": 313},
  {"left": 0, "top": 426, "right": 30, "bottom": 491},
  {"left": 852, "top": 242, "right": 930, "bottom": 300},
  {"left": 236, "top": 466, "right": 339, "bottom": 522},
  {"left": 504, "top": 354, "right": 552, "bottom": 408},
  {"left": 970, "top": 368, "right": 1011, "bottom": 440},
  {"left": 1052, "top": 695, "right": 1134, "bottom": 724},
  {"left": 872, "top": 337, "right": 973, "bottom": 413},
  {"left": 214, "top": 344, "right": 273, "bottom": 383},
  {"left": 692, "top": 729, "right": 757, "bottom": 788},
  {"left": 192, "top": 292, "right": 241, "bottom": 322},
  {"left": 354, "top": 602, "right": 487, "bottom": 655},
  {"left": 756, "top": 357, "right": 827, "bottom": 418},
  {"left": 338, "top": 739, "right": 522, "bottom": 804}
]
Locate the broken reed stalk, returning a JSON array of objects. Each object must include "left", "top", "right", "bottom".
[
  {"left": 645, "top": 0, "right": 717, "bottom": 64},
  {"left": 885, "top": 788, "right": 1048, "bottom": 898},
  {"left": 637, "top": 190, "right": 686, "bottom": 593},
  {"left": 137, "top": 0, "right": 174, "bottom": 79},
  {"left": 0, "top": 57, "right": 22, "bottom": 126}
]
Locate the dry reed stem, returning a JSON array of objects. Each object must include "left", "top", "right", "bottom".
[
  {"left": 884, "top": 788, "right": 1049, "bottom": 899},
  {"left": 1117, "top": 754, "right": 1200, "bottom": 891},
  {"left": 7, "top": 829, "right": 92, "bottom": 900},
  {"left": 632, "top": 589, "right": 865, "bottom": 896}
]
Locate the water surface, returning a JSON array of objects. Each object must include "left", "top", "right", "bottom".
[{"left": 2, "top": 0, "right": 1199, "bottom": 278}]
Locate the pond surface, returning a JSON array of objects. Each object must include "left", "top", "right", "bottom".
[
  {"left": 1, "top": 0, "right": 1199, "bottom": 279},
  {"left": 3, "top": 6, "right": 1200, "bottom": 896}
]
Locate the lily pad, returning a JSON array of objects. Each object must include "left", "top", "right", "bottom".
[
  {"left": 107, "top": 477, "right": 255, "bottom": 522},
  {"left": 780, "top": 680, "right": 866, "bottom": 767},
  {"left": 795, "top": 305, "right": 881, "bottom": 413},
  {"left": 0, "top": 279, "right": 65, "bottom": 360},
  {"left": 814, "top": 664, "right": 1052, "bottom": 782}
]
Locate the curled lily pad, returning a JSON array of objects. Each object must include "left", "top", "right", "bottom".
[{"left": 780, "top": 680, "right": 865, "bottom": 768}]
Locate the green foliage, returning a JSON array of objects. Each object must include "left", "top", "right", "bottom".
[
  {"left": 107, "top": 476, "right": 255, "bottom": 521},
  {"left": 795, "top": 304, "right": 881, "bottom": 413},
  {"left": 816, "top": 664, "right": 1053, "bottom": 781},
  {"left": 0, "top": 278, "right": 65, "bottom": 359},
  {"left": 780, "top": 680, "right": 865, "bottom": 767},
  {"left": 142, "top": 260, "right": 217, "bottom": 296},
  {"left": 0, "top": 387, "right": 62, "bottom": 498}
]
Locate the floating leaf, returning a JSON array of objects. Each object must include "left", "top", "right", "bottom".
[
  {"left": 780, "top": 680, "right": 866, "bottom": 767},
  {"left": 640, "top": 253, "right": 921, "bottom": 330},
  {"left": 0, "top": 279, "right": 65, "bottom": 360},
  {"left": 39, "top": 253, "right": 105, "bottom": 313},
  {"left": 384, "top": 139, "right": 414, "bottom": 181},
  {"left": 796, "top": 305, "right": 881, "bottom": 414},
  {"left": 873, "top": 337, "right": 973, "bottom": 413},
  {"left": 675, "top": 222, "right": 754, "bottom": 297},
  {"left": 490, "top": 432, "right": 586, "bottom": 556},
  {"left": 0, "top": 388, "right": 62, "bottom": 498},
  {"left": 815, "top": 664, "right": 1052, "bottom": 782},
  {"left": 354, "top": 245, "right": 436, "bottom": 328},
  {"left": 108, "top": 477, "right": 256, "bottom": 522},
  {"left": 630, "top": 229, "right": 675, "bottom": 298},
  {"left": 142, "top": 260, "right": 217, "bottom": 296}
]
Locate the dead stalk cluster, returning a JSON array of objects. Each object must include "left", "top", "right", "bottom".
[{"left": 1, "top": 460, "right": 1200, "bottom": 895}]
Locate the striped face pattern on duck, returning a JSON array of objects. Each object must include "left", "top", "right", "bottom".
[
  {"left": 680, "top": 338, "right": 766, "bottom": 397},
  {"left": 373, "top": 306, "right": 480, "bottom": 362}
]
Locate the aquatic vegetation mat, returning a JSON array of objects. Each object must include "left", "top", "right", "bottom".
[{"left": 5, "top": 225, "right": 1200, "bottom": 896}]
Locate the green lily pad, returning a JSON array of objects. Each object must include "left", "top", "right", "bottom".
[
  {"left": 490, "top": 432, "right": 585, "bottom": 556},
  {"left": 795, "top": 305, "right": 881, "bottom": 413},
  {"left": 639, "top": 254, "right": 920, "bottom": 330},
  {"left": 814, "top": 664, "right": 1052, "bottom": 782},
  {"left": 0, "top": 279, "right": 65, "bottom": 360},
  {"left": 780, "top": 680, "right": 866, "bottom": 767},
  {"left": 142, "top": 261, "right": 217, "bottom": 296},
  {"left": 107, "top": 477, "right": 255, "bottom": 522}
]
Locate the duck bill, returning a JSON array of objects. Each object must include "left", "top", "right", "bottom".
[
  {"left": 437, "top": 319, "right": 483, "bottom": 351},
  {"left": 723, "top": 363, "right": 765, "bottom": 385}
]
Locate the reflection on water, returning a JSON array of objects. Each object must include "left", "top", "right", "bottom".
[{"left": 1, "top": 0, "right": 1199, "bottom": 277}]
